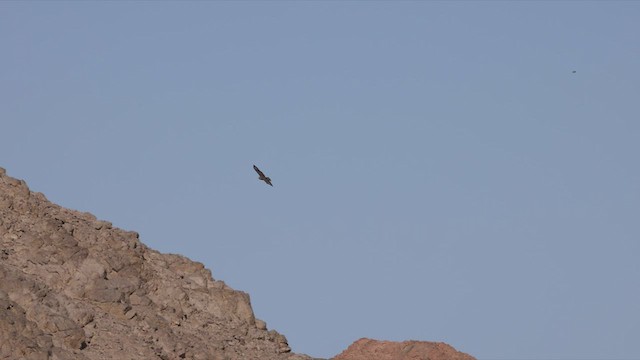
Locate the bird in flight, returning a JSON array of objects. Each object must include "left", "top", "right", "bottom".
[{"left": 253, "top": 165, "right": 273, "bottom": 186}]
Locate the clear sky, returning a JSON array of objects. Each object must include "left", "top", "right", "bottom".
[{"left": 1, "top": 2, "right": 639, "bottom": 359}]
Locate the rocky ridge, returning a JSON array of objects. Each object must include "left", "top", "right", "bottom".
[
  {"left": 0, "top": 167, "right": 475, "bottom": 360},
  {"left": 0, "top": 167, "right": 309, "bottom": 360},
  {"left": 333, "top": 338, "right": 476, "bottom": 360}
]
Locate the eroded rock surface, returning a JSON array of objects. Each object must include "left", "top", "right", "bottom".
[
  {"left": 0, "top": 167, "right": 310, "bottom": 360},
  {"left": 333, "top": 338, "right": 476, "bottom": 360},
  {"left": 0, "top": 167, "right": 475, "bottom": 360}
]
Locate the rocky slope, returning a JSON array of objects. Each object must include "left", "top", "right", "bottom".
[
  {"left": 333, "top": 338, "right": 476, "bottom": 360},
  {"left": 0, "top": 167, "right": 311, "bottom": 360},
  {"left": 0, "top": 167, "right": 475, "bottom": 360}
]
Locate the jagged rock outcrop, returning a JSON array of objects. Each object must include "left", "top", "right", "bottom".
[
  {"left": 333, "top": 338, "right": 476, "bottom": 360},
  {"left": 0, "top": 167, "right": 311, "bottom": 360},
  {"left": 0, "top": 167, "right": 475, "bottom": 360}
]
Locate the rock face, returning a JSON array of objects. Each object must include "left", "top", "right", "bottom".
[
  {"left": 0, "top": 167, "right": 475, "bottom": 360},
  {"left": 0, "top": 167, "right": 310, "bottom": 360},
  {"left": 333, "top": 338, "right": 476, "bottom": 360}
]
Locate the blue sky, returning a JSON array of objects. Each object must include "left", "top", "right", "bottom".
[{"left": 1, "top": 2, "right": 639, "bottom": 359}]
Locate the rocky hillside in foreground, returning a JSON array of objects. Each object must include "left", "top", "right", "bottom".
[
  {"left": 0, "top": 167, "right": 310, "bottom": 360},
  {"left": 0, "top": 167, "right": 475, "bottom": 360}
]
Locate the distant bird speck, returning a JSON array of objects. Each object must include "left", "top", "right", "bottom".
[
  {"left": 572, "top": 70, "right": 577, "bottom": 73},
  {"left": 253, "top": 165, "right": 273, "bottom": 187}
]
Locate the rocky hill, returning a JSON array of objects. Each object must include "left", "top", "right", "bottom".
[
  {"left": 333, "top": 338, "right": 476, "bottom": 360},
  {"left": 0, "top": 167, "right": 475, "bottom": 360},
  {"left": 0, "top": 167, "right": 310, "bottom": 360}
]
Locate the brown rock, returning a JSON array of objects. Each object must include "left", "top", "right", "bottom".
[
  {"left": 0, "top": 167, "right": 476, "bottom": 360},
  {"left": 0, "top": 168, "right": 299, "bottom": 360},
  {"left": 333, "top": 338, "right": 476, "bottom": 360}
]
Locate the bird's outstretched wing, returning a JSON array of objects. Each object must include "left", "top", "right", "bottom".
[{"left": 253, "top": 165, "right": 265, "bottom": 178}]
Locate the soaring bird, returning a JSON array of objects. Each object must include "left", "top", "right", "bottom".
[{"left": 253, "top": 165, "right": 273, "bottom": 186}]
